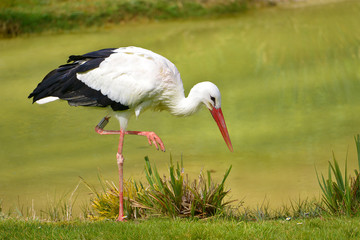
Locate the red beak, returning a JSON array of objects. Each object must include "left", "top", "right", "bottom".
[{"left": 210, "top": 107, "right": 233, "bottom": 152}]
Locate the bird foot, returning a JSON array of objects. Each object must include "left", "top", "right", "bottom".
[
  {"left": 116, "top": 216, "right": 127, "bottom": 222},
  {"left": 124, "top": 131, "right": 166, "bottom": 151},
  {"left": 144, "top": 132, "right": 166, "bottom": 152}
]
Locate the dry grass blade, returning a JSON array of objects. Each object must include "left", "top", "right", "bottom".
[{"left": 82, "top": 175, "right": 143, "bottom": 220}]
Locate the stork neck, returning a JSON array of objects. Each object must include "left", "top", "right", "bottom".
[{"left": 171, "top": 87, "right": 203, "bottom": 117}]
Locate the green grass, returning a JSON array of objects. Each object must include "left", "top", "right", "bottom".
[
  {"left": 316, "top": 135, "right": 360, "bottom": 216},
  {"left": 0, "top": 156, "right": 322, "bottom": 222},
  {"left": 1, "top": 217, "right": 360, "bottom": 239},
  {"left": 79, "top": 156, "right": 321, "bottom": 221},
  {"left": 132, "top": 156, "right": 233, "bottom": 219}
]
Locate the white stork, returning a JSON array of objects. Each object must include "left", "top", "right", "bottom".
[{"left": 28, "top": 46, "right": 233, "bottom": 221}]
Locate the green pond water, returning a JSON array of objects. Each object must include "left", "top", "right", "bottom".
[{"left": 1, "top": 0, "right": 360, "bottom": 213}]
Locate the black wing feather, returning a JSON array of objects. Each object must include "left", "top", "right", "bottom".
[
  {"left": 28, "top": 48, "right": 129, "bottom": 111},
  {"left": 67, "top": 48, "right": 117, "bottom": 63}
]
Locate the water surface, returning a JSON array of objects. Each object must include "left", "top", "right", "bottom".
[{"left": 0, "top": 0, "right": 360, "bottom": 212}]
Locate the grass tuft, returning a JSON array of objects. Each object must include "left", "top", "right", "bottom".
[
  {"left": 82, "top": 175, "right": 144, "bottom": 220},
  {"left": 238, "top": 197, "right": 322, "bottom": 221},
  {"left": 316, "top": 134, "right": 360, "bottom": 216},
  {"left": 132, "top": 156, "right": 235, "bottom": 219},
  {"left": 40, "top": 181, "right": 81, "bottom": 221},
  {"left": 87, "top": 156, "right": 235, "bottom": 220},
  {"left": 0, "top": 154, "right": 326, "bottom": 222}
]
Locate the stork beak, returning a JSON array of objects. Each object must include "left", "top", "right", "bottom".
[{"left": 210, "top": 107, "right": 233, "bottom": 152}]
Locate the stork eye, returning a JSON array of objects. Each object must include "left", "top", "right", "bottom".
[{"left": 210, "top": 96, "right": 216, "bottom": 105}]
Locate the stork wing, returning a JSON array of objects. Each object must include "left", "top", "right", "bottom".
[
  {"left": 29, "top": 47, "right": 182, "bottom": 112},
  {"left": 76, "top": 47, "right": 180, "bottom": 108}
]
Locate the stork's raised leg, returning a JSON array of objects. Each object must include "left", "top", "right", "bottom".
[
  {"left": 94, "top": 116, "right": 165, "bottom": 222},
  {"left": 95, "top": 116, "right": 166, "bottom": 151}
]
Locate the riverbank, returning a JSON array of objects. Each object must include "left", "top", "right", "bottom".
[
  {"left": 0, "top": 0, "right": 343, "bottom": 38},
  {"left": 1, "top": 0, "right": 251, "bottom": 37}
]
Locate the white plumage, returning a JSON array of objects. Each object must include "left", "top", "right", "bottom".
[{"left": 78, "top": 47, "right": 182, "bottom": 110}]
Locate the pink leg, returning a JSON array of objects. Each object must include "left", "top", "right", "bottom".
[
  {"left": 95, "top": 117, "right": 165, "bottom": 151},
  {"left": 95, "top": 117, "right": 125, "bottom": 221},
  {"left": 116, "top": 129, "right": 125, "bottom": 222},
  {"left": 94, "top": 116, "right": 165, "bottom": 222}
]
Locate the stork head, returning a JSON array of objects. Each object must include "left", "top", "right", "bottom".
[{"left": 194, "top": 82, "right": 233, "bottom": 152}]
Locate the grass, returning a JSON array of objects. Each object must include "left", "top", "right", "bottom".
[
  {"left": 2, "top": 146, "right": 358, "bottom": 239},
  {"left": 316, "top": 135, "right": 360, "bottom": 216},
  {"left": 0, "top": 156, "right": 322, "bottom": 222},
  {"left": 84, "top": 176, "right": 141, "bottom": 221},
  {"left": 0, "top": 194, "right": 323, "bottom": 222},
  {"left": 237, "top": 197, "right": 322, "bottom": 221},
  {"left": 85, "top": 156, "right": 235, "bottom": 220},
  {"left": 4, "top": 140, "right": 360, "bottom": 239},
  {"left": 85, "top": 156, "right": 321, "bottom": 221},
  {"left": 133, "top": 156, "right": 234, "bottom": 218},
  {"left": 3, "top": 133, "right": 359, "bottom": 225},
  {"left": 1, "top": 217, "right": 360, "bottom": 239},
  {"left": 0, "top": 0, "right": 252, "bottom": 37},
  {"left": 0, "top": 183, "right": 91, "bottom": 222}
]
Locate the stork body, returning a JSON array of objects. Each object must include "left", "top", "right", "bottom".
[{"left": 28, "top": 46, "right": 233, "bottom": 221}]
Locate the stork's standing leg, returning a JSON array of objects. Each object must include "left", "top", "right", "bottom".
[
  {"left": 94, "top": 116, "right": 165, "bottom": 222},
  {"left": 116, "top": 128, "right": 125, "bottom": 222},
  {"left": 95, "top": 116, "right": 126, "bottom": 221}
]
